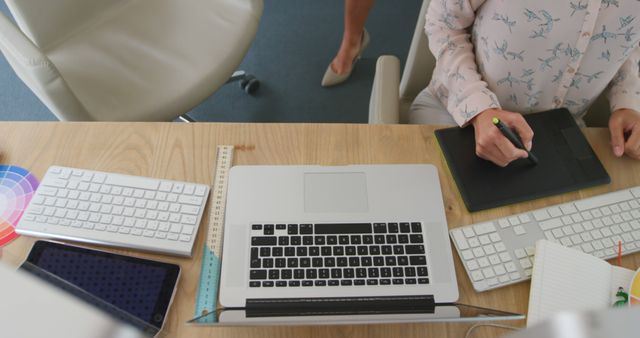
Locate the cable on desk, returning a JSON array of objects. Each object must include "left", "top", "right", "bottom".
[{"left": 463, "top": 323, "right": 520, "bottom": 338}]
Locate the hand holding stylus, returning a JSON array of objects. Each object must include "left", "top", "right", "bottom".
[{"left": 470, "top": 108, "right": 534, "bottom": 167}]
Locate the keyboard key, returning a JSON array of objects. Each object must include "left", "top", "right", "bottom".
[
  {"left": 252, "top": 237, "right": 277, "bottom": 246},
  {"left": 548, "top": 206, "right": 562, "bottom": 217},
  {"left": 473, "top": 247, "right": 484, "bottom": 258},
  {"left": 300, "top": 224, "right": 313, "bottom": 234},
  {"left": 482, "top": 268, "right": 495, "bottom": 278},
  {"left": 288, "top": 224, "right": 298, "bottom": 235},
  {"left": 411, "top": 222, "right": 422, "bottom": 233},
  {"left": 374, "top": 223, "right": 387, "bottom": 233},
  {"left": 357, "top": 246, "right": 368, "bottom": 255},
  {"left": 514, "top": 249, "right": 526, "bottom": 259},
  {"left": 278, "top": 236, "right": 289, "bottom": 246},
  {"left": 477, "top": 257, "right": 490, "bottom": 268},
  {"left": 493, "top": 265, "right": 506, "bottom": 276},
  {"left": 519, "top": 258, "right": 532, "bottom": 269},
  {"left": 451, "top": 229, "right": 469, "bottom": 250},
  {"left": 388, "top": 223, "right": 399, "bottom": 233},
  {"left": 463, "top": 227, "right": 475, "bottom": 238},
  {"left": 264, "top": 224, "right": 274, "bottom": 235},
  {"left": 400, "top": 223, "right": 411, "bottom": 233},
  {"left": 409, "top": 256, "right": 427, "bottom": 265},
  {"left": 404, "top": 267, "right": 416, "bottom": 277},
  {"left": 474, "top": 222, "right": 496, "bottom": 235},
  {"left": 519, "top": 214, "right": 531, "bottom": 223},
  {"left": 483, "top": 245, "right": 496, "bottom": 255},
  {"left": 250, "top": 270, "right": 267, "bottom": 280},
  {"left": 315, "top": 223, "right": 372, "bottom": 234}
]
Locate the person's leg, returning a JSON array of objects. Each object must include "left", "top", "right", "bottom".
[
  {"left": 331, "top": 0, "right": 374, "bottom": 75},
  {"left": 407, "top": 89, "right": 457, "bottom": 125}
]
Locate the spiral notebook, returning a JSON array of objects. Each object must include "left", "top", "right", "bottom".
[
  {"left": 527, "top": 240, "right": 635, "bottom": 326},
  {"left": 435, "top": 108, "right": 610, "bottom": 212}
]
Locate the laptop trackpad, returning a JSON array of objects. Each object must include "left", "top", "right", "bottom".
[{"left": 304, "top": 172, "right": 369, "bottom": 213}]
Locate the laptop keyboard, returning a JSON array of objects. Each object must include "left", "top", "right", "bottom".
[{"left": 248, "top": 222, "right": 430, "bottom": 287}]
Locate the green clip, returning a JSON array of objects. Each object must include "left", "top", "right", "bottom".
[{"left": 613, "top": 286, "right": 629, "bottom": 307}]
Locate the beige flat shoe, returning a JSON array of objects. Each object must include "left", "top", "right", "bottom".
[{"left": 321, "top": 29, "right": 370, "bottom": 87}]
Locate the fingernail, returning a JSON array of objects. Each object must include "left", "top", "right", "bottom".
[
  {"left": 526, "top": 142, "right": 532, "bottom": 151},
  {"left": 614, "top": 146, "right": 623, "bottom": 157}
]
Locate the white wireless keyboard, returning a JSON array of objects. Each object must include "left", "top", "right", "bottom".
[
  {"left": 450, "top": 186, "right": 640, "bottom": 292},
  {"left": 17, "top": 166, "right": 209, "bottom": 256}
]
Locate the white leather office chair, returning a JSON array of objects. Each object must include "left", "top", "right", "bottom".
[
  {"left": 0, "top": 0, "right": 263, "bottom": 121},
  {"left": 368, "top": 0, "right": 610, "bottom": 126}
]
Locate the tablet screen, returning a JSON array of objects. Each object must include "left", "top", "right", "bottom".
[{"left": 23, "top": 241, "right": 180, "bottom": 330}]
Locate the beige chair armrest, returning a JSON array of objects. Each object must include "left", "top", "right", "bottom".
[{"left": 369, "top": 55, "right": 401, "bottom": 124}]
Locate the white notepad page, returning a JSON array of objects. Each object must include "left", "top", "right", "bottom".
[{"left": 527, "top": 240, "right": 633, "bottom": 326}]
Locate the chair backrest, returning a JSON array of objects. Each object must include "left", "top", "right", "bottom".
[
  {"left": 5, "top": 0, "right": 128, "bottom": 50},
  {"left": 0, "top": 12, "right": 88, "bottom": 120},
  {"left": 398, "top": 0, "right": 434, "bottom": 112}
]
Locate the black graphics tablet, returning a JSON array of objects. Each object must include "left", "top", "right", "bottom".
[
  {"left": 435, "top": 108, "right": 610, "bottom": 212},
  {"left": 21, "top": 240, "right": 180, "bottom": 334}
]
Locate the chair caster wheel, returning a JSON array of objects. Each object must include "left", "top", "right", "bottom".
[{"left": 240, "top": 75, "right": 259, "bottom": 95}]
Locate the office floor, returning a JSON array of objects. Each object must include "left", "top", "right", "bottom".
[{"left": 0, "top": 0, "right": 421, "bottom": 122}]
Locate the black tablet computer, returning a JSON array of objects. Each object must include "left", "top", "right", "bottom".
[
  {"left": 21, "top": 240, "right": 180, "bottom": 335},
  {"left": 435, "top": 108, "right": 610, "bottom": 211}
]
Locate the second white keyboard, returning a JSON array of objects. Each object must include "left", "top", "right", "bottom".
[
  {"left": 450, "top": 186, "right": 640, "bottom": 292},
  {"left": 17, "top": 166, "right": 210, "bottom": 256}
]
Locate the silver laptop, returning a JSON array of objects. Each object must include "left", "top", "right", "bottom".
[{"left": 219, "top": 164, "right": 459, "bottom": 308}]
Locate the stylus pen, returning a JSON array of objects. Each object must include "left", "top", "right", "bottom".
[{"left": 492, "top": 117, "right": 539, "bottom": 165}]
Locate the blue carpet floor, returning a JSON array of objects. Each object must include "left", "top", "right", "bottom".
[{"left": 0, "top": 0, "right": 421, "bottom": 122}]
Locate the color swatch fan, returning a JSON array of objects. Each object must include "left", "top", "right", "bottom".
[{"left": 0, "top": 165, "right": 39, "bottom": 246}]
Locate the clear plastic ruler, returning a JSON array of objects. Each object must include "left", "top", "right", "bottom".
[{"left": 194, "top": 145, "right": 234, "bottom": 321}]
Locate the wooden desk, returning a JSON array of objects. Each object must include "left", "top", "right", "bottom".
[{"left": 1, "top": 122, "right": 639, "bottom": 338}]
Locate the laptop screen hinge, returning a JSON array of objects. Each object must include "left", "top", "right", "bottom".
[{"left": 245, "top": 295, "right": 435, "bottom": 317}]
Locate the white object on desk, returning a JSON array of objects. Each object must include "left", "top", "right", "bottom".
[
  {"left": 527, "top": 240, "right": 634, "bottom": 326},
  {"left": 450, "top": 186, "right": 640, "bottom": 292},
  {"left": 0, "top": 262, "right": 149, "bottom": 338},
  {"left": 16, "top": 165, "right": 209, "bottom": 256}
]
